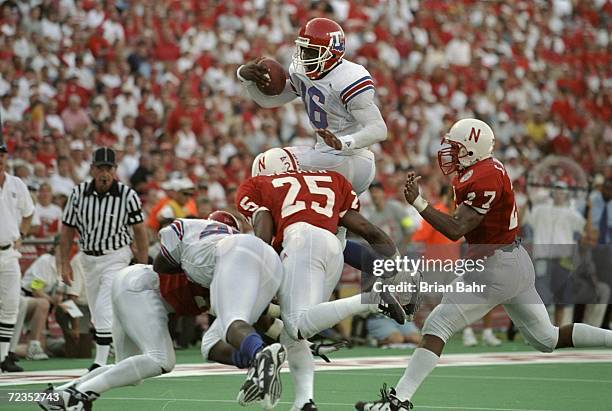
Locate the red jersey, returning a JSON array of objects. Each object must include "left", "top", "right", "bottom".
[
  {"left": 158, "top": 273, "right": 209, "bottom": 316},
  {"left": 236, "top": 170, "right": 360, "bottom": 250},
  {"left": 452, "top": 158, "right": 518, "bottom": 250}
]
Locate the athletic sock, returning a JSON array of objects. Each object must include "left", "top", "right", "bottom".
[
  {"left": 280, "top": 329, "right": 314, "bottom": 409},
  {"left": 77, "top": 355, "right": 162, "bottom": 395},
  {"left": 572, "top": 323, "right": 612, "bottom": 347},
  {"left": 239, "top": 332, "right": 265, "bottom": 364},
  {"left": 231, "top": 349, "right": 250, "bottom": 369},
  {"left": 94, "top": 344, "right": 111, "bottom": 366},
  {"left": 56, "top": 365, "right": 114, "bottom": 391},
  {"left": 394, "top": 347, "right": 439, "bottom": 401}
]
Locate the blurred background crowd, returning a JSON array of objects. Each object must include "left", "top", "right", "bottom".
[{"left": 0, "top": 0, "right": 611, "bottom": 359}]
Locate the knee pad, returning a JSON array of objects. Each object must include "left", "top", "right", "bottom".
[
  {"left": 201, "top": 321, "right": 224, "bottom": 360},
  {"left": 201, "top": 332, "right": 220, "bottom": 361},
  {"left": 421, "top": 305, "right": 468, "bottom": 343},
  {"left": 520, "top": 325, "right": 558, "bottom": 353}
]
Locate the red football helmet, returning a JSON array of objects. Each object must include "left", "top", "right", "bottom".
[
  {"left": 294, "top": 18, "right": 345, "bottom": 79},
  {"left": 207, "top": 210, "right": 240, "bottom": 231}
]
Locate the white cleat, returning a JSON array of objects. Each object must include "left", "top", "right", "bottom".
[
  {"left": 27, "top": 340, "right": 49, "bottom": 360},
  {"left": 482, "top": 330, "right": 502, "bottom": 346},
  {"left": 462, "top": 327, "right": 478, "bottom": 347},
  {"left": 258, "top": 343, "right": 286, "bottom": 410}
]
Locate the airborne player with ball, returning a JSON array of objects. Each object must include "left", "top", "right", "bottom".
[{"left": 237, "top": 18, "right": 386, "bottom": 199}]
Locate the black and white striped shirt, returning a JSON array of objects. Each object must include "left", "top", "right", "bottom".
[{"left": 62, "top": 180, "right": 144, "bottom": 254}]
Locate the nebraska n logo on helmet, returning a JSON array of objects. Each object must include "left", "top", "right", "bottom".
[
  {"left": 294, "top": 18, "right": 345, "bottom": 80},
  {"left": 251, "top": 148, "right": 299, "bottom": 176},
  {"left": 437, "top": 118, "right": 495, "bottom": 175}
]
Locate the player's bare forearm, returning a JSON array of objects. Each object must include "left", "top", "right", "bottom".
[
  {"left": 132, "top": 222, "right": 149, "bottom": 263},
  {"left": 32, "top": 289, "right": 54, "bottom": 305},
  {"left": 340, "top": 210, "right": 397, "bottom": 257},
  {"left": 252, "top": 209, "right": 274, "bottom": 245},
  {"left": 243, "top": 80, "right": 297, "bottom": 108},
  {"left": 419, "top": 204, "right": 483, "bottom": 241},
  {"left": 58, "top": 226, "right": 75, "bottom": 268}
]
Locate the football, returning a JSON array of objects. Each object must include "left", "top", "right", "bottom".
[{"left": 257, "top": 58, "right": 287, "bottom": 96}]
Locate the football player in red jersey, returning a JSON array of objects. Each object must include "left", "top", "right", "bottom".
[
  {"left": 237, "top": 148, "right": 412, "bottom": 411},
  {"left": 356, "top": 118, "right": 612, "bottom": 411}
]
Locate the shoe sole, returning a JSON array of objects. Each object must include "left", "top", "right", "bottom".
[
  {"left": 237, "top": 380, "right": 261, "bottom": 406},
  {"left": 237, "top": 366, "right": 261, "bottom": 406},
  {"left": 380, "top": 291, "right": 406, "bottom": 325},
  {"left": 260, "top": 344, "right": 287, "bottom": 410}
]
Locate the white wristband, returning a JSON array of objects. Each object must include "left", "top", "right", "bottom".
[
  {"left": 340, "top": 135, "right": 356, "bottom": 151},
  {"left": 236, "top": 65, "right": 250, "bottom": 83},
  {"left": 412, "top": 195, "right": 429, "bottom": 213}
]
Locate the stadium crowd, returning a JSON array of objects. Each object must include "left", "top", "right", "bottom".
[{"left": 0, "top": 0, "right": 611, "bottom": 357}]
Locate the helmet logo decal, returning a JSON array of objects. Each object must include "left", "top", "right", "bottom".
[
  {"left": 329, "top": 31, "right": 344, "bottom": 52},
  {"left": 258, "top": 156, "right": 265, "bottom": 172},
  {"left": 468, "top": 127, "right": 481, "bottom": 143}
]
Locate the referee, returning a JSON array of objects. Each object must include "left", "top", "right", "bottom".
[
  {"left": 0, "top": 139, "right": 34, "bottom": 371},
  {"left": 58, "top": 147, "right": 148, "bottom": 371}
]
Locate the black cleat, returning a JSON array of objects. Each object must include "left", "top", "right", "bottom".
[
  {"left": 355, "top": 384, "right": 413, "bottom": 411},
  {"left": 87, "top": 363, "right": 101, "bottom": 372},
  {"left": 291, "top": 399, "right": 318, "bottom": 410},
  {"left": 1, "top": 353, "right": 23, "bottom": 372}
]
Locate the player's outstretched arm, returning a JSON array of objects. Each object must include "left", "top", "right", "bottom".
[
  {"left": 237, "top": 61, "right": 297, "bottom": 108},
  {"left": 340, "top": 209, "right": 397, "bottom": 257},
  {"left": 404, "top": 172, "right": 483, "bottom": 241},
  {"left": 419, "top": 204, "right": 483, "bottom": 241}
]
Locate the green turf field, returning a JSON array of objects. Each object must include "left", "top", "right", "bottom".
[{"left": 2, "top": 337, "right": 611, "bottom": 410}]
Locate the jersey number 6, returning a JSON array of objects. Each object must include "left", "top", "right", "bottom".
[
  {"left": 272, "top": 175, "right": 335, "bottom": 218},
  {"left": 300, "top": 83, "right": 328, "bottom": 129}
]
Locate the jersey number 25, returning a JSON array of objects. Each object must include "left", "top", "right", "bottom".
[{"left": 272, "top": 175, "right": 335, "bottom": 218}]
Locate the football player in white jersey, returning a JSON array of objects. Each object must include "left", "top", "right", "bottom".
[
  {"left": 153, "top": 216, "right": 287, "bottom": 410},
  {"left": 237, "top": 17, "right": 386, "bottom": 196},
  {"left": 38, "top": 212, "right": 227, "bottom": 410}
]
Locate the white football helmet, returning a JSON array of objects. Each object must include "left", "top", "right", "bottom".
[
  {"left": 438, "top": 118, "right": 495, "bottom": 175},
  {"left": 251, "top": 148, "right": 299, "bottom": 176}
]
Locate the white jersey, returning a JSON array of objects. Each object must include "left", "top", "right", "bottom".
[
  {"left": 22, "top": 253, "right": 61, "bottom": 294},
  {"left": 288, "top": 59, "right": 376, "bottom": 155},
  {"left": 158, "top": 218, "right": 239, "bottom": 287}
]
